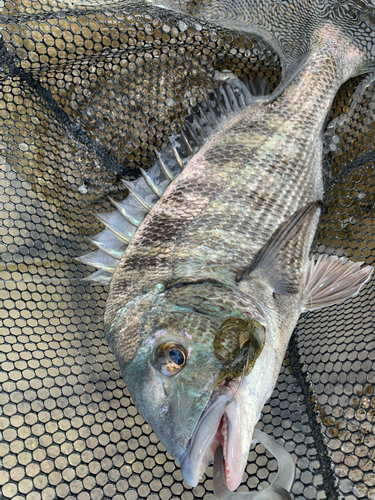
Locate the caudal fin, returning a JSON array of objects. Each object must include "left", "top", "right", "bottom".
[{"left": 178, "top": 0, "right": 375, "bottom": 79}]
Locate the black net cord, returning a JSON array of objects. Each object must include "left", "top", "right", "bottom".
[
  {"left": 324, "top": 149, "right": 375, "bottom": 206},
  {"left": 289, "top": 319, "right": 340, "bottom": 500},
  {"left": 0, "top": 37, "right": 138, "bottom": 178}
]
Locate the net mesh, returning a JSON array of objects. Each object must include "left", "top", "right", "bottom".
[{"left": 0, "top": 1, "right": 374, "bottom": 500}]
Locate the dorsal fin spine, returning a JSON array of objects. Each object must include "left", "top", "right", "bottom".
[
  {"left": 154, "top": 147, "right": 175, "bottom": 180},
  {"left": 238, "top": 91, "right": 246, "bottom": 108},
  {"left": 180, "top": 129, "right": 194, "bottom": 154},
  {"left": 237, "top": 78, "right": 253, "bottom": 105},
  {"left": 193, "top": 116, "right": 208, "bottom": 139},
  {"left": 225, "top": 84, "right": 240, "bottom": 111},
  {"left": 108, "top": 196, "right": 142, "bottom": 227},
  {"left": 84, "top": 269, "right": 113, "bottom": 284},
  {"left": 76, "top": 249, "right": 119, "bottom": 272},
  {"left": 84, "top": 235, "right": 125, "bottom": 260},
  {"left": 139, "top": 167, "right": 163, "bottom": 197},
  {"left": 185, "top": 121, "right": 202, "bottom": 146},
  {"left": 205, "top": 99, "right": 219, "bottom": 125},
  {"left": 169, "top": 140, "right": 184, "bottom": 170},
  {"left": 220, "top": 86, "right": 233, "bottom": 112},
  {"left": 200, "top": 108, "right": 213, "bottom": 130},
  {"left": 213, "top": 88, "right": 228, "bottom": 117},
  {"left": 92, "top": 212, "right": 133, "bottom": 244},
  {"left": 122, "top": 180, "right": 152, "bottom": 211}
]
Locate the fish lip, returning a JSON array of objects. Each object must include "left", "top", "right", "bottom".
[{"left": 179, "top": 383, "right": 235, "bottom": 486}]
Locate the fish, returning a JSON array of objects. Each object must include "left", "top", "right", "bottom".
[{"left": 77, "top": 0, "right": 375, "bottom": 493}]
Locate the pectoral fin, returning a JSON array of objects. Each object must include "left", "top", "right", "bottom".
[
  {"left": 239, "top": 201, "right": 321, "bottom": 295},
  {"left": 302, "top": 254, "right": 373, "bottom": 312}
]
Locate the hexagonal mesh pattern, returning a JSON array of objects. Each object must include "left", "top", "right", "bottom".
[
  {"left": 0, "top": 1, "right": 374, "bottom": 500},
  {"left": 294, "top": 278, "right": 375, "bottom": 500}
]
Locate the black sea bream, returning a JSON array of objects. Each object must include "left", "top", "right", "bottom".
[{"left": 78, "top": 0, "right": 375, "bottom": 492}]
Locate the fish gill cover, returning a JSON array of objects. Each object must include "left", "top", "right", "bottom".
[{"left": 0, "top": 0, "right": 374, "bottom": 499}]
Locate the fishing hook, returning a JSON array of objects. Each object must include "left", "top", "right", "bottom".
[{"left": 226, "top": 363, "right": 246, "bottom": 406}]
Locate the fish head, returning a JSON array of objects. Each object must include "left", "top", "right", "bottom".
[
  {"left": 105, "top": 283, "right": 224, "bottom": 465},
  {"left": 174, "top": 279, "right": 291, "bottom": 492},
  {"left": 105, "top": 279, "right": 285, "bottom": 492}
]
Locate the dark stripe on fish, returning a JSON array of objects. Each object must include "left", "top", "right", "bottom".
[{"left": 164, "top": 278, "right": 227, "bottom": 292}]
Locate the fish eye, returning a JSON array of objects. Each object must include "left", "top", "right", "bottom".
[{"left": 154, "top": 342, "right": 187, "bottom": 376}]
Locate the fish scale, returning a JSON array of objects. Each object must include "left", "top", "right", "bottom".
[
  {"left": 83, "top": 11, "right": 375, "bottom": 496},
  {"left": 1, "top": 0, "right": 375, "bottom": 498},
  {"left": 105, "top": 50, "right": 351, "bottom": 328},
  {"left": 111, "top": 53, "right": 336, "bottom": 300},
  {"left": 78, "top": 79, "right": 266, "bottom": 286}
]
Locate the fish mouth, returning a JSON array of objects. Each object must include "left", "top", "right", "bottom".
[{"left": 179, "top": 381, "right": 243, "bottom": 492}]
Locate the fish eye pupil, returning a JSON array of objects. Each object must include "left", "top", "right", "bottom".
[
  {"left": 154, "top": 342, "right": 187, "bottom": 375},
  {"left": 169, "top": 348, "right": 185, "bottom": 366}
]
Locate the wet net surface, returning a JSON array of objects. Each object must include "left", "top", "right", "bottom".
[{"left": 0, "top": 1, "right": 374, "bottom": 500}]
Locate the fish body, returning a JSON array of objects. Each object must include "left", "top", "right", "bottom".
[
  {"left": 92, "top": 10, "right": 375, "bottom": 495},
  {"left": 105, "top": 27, "right": 360, "bottom": 312}
]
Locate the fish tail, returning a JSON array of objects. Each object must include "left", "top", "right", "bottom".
[
  {"left": 186, "top": 0, "right": 375, "bottom": 80},
  {"left": 308, "top": 20, "right": 374, "bottom": 82}
]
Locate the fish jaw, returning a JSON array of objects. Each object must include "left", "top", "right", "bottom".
[
  {"left": 179, "top": 384, "right": 245, "bottom": 491},
  {"left": 180, "top": 339, "right": 281, "bottom": 492},
  {"left": 221, "top": 396, "right": 245, "bottom": 491}
]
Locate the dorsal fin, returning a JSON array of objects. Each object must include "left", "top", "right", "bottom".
[{"left": 76, "top": 75, "right": 266, "bottom": 284}]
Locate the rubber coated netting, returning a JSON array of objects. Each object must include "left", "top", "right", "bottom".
[{"left": 0, "top": 1, "right": 374, "bottom": 500}]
